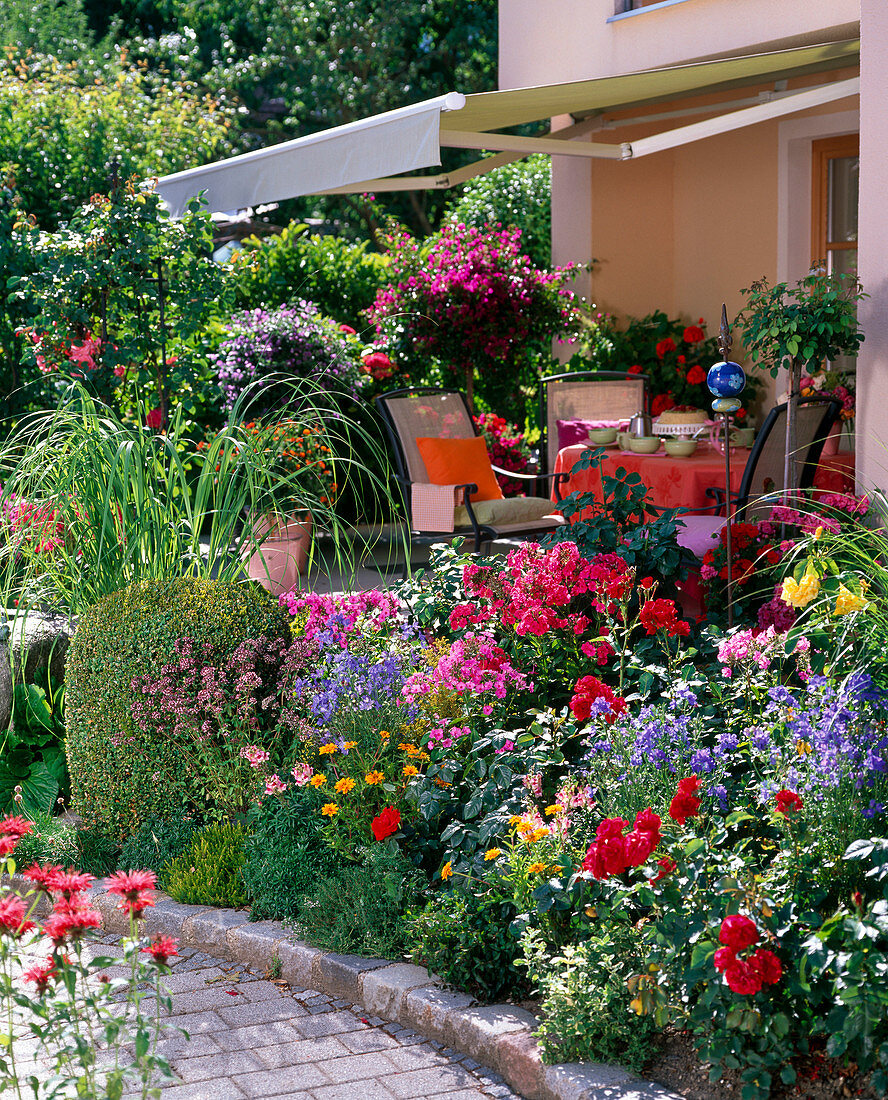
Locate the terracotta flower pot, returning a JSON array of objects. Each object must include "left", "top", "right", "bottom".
[{"left": 246, "top": 513, "right": 312, "bottom": 595}]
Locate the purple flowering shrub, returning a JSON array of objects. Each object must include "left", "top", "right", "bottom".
[
  {"left": 213, "top": 301, "right": 366, "bottom": 412},
  {"left": 367, "top": 223, "right": 580, "bottom": 422}
]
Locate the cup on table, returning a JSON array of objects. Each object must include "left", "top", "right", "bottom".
[
  {"left": 617, "top": 431, "right": 632, "bottom": 450},
  {"left": 732, "top": 427, "right": 755, "bottom": 448}
]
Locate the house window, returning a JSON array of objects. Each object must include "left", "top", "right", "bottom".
[{"left": 811, "top": 134, "right": 859, "bottom": 278}]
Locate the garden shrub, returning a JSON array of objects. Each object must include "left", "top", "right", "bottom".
[
  {"left": 164, "top": 820, "right": 247, "bottom": 907},
  {"left": 10, "top": 809, "right": 78, "bottom": 868},
  {"left": 405, "top": 887, "right": 530, "bottom": 1001},
  {"left": 118, "top": 818, "right": 202, "bottom": 890},
  {"left": 65, "top": 577, "right": 290, "bottom": 840},
  {"left": 230, "top": 224, "right": 389, "bottom": 333},
  {"left": 243, "top": 788, "right": 337, "bottom": 922},
  {"left": 74, "top": 827, "right": 121, "bottom": 877},
  {"left": 520, "top": 924, "right": 658, "bottom": 1070},
  {"left": 295, "top": 844, "right": 420, "bottom": 957}
]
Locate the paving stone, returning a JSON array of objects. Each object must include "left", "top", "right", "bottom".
[
  {"left": 161, "top": 1009, "right": 229, "bottom": 1036},
  {"left": 183, "top": 908, "right": 253, "bottom": 952},
  {"left": 445, "top": 1005, "right": 537, "bottom": 1068},
  {"left": 292, "top": 1010, "right": 368, "bottom": 1039},
  {"left": 540, "top": 1061, "right": 636, "bottom": 1100},
  {"left": 337, "top": 1029, "right": 400, "bottom": 1055},
  {"left": 216, "top": 997, "right": 308, "bottom": 1028},
  {"left": 227, "top": 921, "right": 288, "bottom": 968},
  {"left": 380, "top": 1062, "right": 479, "bottom": 1097},
  {"left": 320, "top": 1051, "right": 406, "bottom": 1083},
  {"left": 312, "top": 952, "right": 390, "bottom": 1001},
  {"left": 155, "top": 1080, "right": 248, "bottom": 1099},
  {"left": 142, "top": 897, "right": 211, "bottom": 940},
  {"left": 493, "top": 1030, "right": 544, "bottom": 1098},
  {"left": 255, "top": 1036, "right": 353, "bottom": 1071},
  {"left": 381, "top": 1044, "right": 451, "bottom": 1072},
  {"left": 231, "top": 1063, "right": 330, "bottom": 1097},
  {"left": 161, "top": 967, "right": 228, "bottom": 994},
  {"left": 311, "top": 1082, "right": 397, "bottom": 1100},
  {"left": 171, "top": 1049, "right": 266, "bottom": 1083},
  {"left": 400, "top": 985, "right": 476, "bottom": 1044},
  {"left": 211, "top": 1020, "right": 311, "bottom": 1052},
  {"left": 361, "top": 963, "right": 436, "bottom": 1020}
]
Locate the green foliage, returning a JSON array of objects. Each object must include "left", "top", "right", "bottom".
[
  {"left": 118, "top": 818, "right": 201, "bottom": 890},
  {"left": 8, "top": 809, "right": 78, "bottom": 867},
  {"left": 445, "top": 155, "right": 552, "bottom": 270},
  {"left": 243, "top": 787, "right": 338, "bottom": 922},
  {"left": 74, "top": 826, "right": 121, "bottom": 876},
  {"left": 0, "top": 676, "right": 68, "bottom": 815},
  {"left": 0, "top": 383, "right": 379, "bottom": 617},
  {"left": 0, "top": 0, "right": 98, "bottom": 61},
  {"left": 165, "top": 820, "right": 248, "bottom": 907},
  {"left": 0, "top": 52, "right": 235, "bottom": 231},
  {"left": 544, "top": 447, "right": 685, "bottom": 588},
  {"left": 230, "top": 224, "right": 389, "bottom": 334},
  {"left": 739, "top": 269, "right": 867, "bottom": 378},
  {"left": 64, "top": 576, "right": 290, "bottom": 839},
  {"left": 0, "top": 189, "right": 42, "bottom": 422},
  {"left": 520, "top": 923, "right": 658, "bottom": 1069},
  {"left": 12, "top": 182, "right": 229, "bottom": 416},
  {"left": 296, "top": 844, "right": 420, "bottom": 957},
  {"left": 406, "top": 886, "right": 529, "bottom": 1001}
]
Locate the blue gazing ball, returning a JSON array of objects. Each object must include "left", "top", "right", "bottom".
[{"left": 707, "top": 360, "right": 746, "bottom": 397}]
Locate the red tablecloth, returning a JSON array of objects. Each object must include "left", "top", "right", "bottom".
[
  {"left": 553, "top": 442, "right": 747, "bottom": 514},
  {"left": 813, "top": 452, "right": 856, "bottom": 494}
]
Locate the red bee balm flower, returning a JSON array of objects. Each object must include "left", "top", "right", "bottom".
[
  {"left": 106, "top": 869, "right": 157, "bottom": 917},
  {"left": 23, "top": 957, "right": 60, "bottom": 994},
  {"left": 371, "top": 807, "right": 401, "bottom": 842},
  {"left": 668, "top": 776, "right": 702, "bottom": 826},
  {"left": 143, "top": 935, "right": 179, "bottom": 966},
  {"left": 775, "top": 789, "right": 803, "bottom": 815},
  {"left": 0, "top": 895, "right": 34, "bottom": 937},
  {"left": 0, "top": 815, "right": 34, "bottom": 840}
]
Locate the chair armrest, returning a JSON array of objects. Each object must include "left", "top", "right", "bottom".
[{"left": 490, "top": 465, "right": 570, "bottom": 503}]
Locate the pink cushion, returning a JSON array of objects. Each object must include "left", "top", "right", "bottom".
[
  {"left": 676, "top": 516, "right": 726, "bottom": 559},
  {"left": 556, "top": 418, "right": 629, "bottom": 449}
]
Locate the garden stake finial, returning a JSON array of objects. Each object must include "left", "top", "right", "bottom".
[{"left": 706, "top": 304, "right": 747, "bottom": 629}]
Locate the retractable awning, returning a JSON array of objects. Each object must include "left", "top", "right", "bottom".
[{"left": 156, "top": 38, "right": 859, "bottom": 214}]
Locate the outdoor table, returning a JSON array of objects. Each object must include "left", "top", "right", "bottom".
[
  {"left": 553, "top": 443, "right": 858, "bottom": 516},
  {"left": 552, "top": 441, "right": 748, "bottom": 515}
]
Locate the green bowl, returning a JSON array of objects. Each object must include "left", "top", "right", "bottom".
[{"left": 628, "top": 436, "right": 661, "bottom": 454}]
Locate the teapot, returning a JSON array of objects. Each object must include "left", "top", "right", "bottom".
[{"left": 628, "top": 411, "right": 652, "bottom": 437}]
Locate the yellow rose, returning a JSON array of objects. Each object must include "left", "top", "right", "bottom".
[
  {"left": 781, "top": 569, "right": 820, "bottom": 609},
  {"left": 834, "top": 585, "right": 868, "bottom": 617},
  {"left": 440, "top": 861, "right": 453, "bottom": 880}
]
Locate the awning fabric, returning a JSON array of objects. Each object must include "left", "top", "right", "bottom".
[
  {"left": 155, "top": 39, "right": 859, "bottom": 214},
  {"left": 156, "top": 93, "right": 465, "bottom": 217}
]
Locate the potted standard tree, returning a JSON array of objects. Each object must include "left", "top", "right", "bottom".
[{"left": 738, "top": 268, "right": 866, "bottom": 497}]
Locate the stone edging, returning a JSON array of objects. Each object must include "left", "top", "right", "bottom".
[{"left": 14, "top": 878, "right": 681, "bottom": 1100}]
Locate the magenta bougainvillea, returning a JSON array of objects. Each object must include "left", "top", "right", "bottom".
[{"left": 367, "top": 224, "right": 580, "bottom": 421}]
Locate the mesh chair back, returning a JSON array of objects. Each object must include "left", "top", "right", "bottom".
[
  {"left": 375, "top": 389, "right": 476, "bottom": 484},
  {"left": 540, "top": 372, "right": 648, "bottom": 474},
  {"left": 740, "top": 397, "right": 841, "bottom": 520}
]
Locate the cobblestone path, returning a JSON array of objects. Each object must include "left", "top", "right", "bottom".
[{"left": 13, "top": 937, "right": 527, "bottom": 1100}]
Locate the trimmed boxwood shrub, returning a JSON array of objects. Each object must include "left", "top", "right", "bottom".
[{"left": 65, "top": 577, "right": 290, "bottom": 840}]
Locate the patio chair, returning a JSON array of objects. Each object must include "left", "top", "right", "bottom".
[
  {"left": 675, "top": 396, "right": 842, "bottom": 559},
  {"left": 539, "top": 370, "right": 649, "bottom": 479},
  {"left": 374, "top": 387, "right": 570, "bottom": 561}
]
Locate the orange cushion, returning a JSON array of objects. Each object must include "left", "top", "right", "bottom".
[{"left": 415, "top": 435, "right": 503, "bottom": 502}]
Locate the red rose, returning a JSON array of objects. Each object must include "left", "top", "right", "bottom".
[
  {"left": 624, "top": 828, "right": 656, "bottom": 868},
  {"left": 749, "top": 948, "right": 782, "bottom": 985},
  {"left": 371, "top": 806, "right": 401, "bottom": 842},
  {"left": 633, "top": 808, "right": 662, "bottom": 846},
  {"left": 713, "top": 946, "right": 735, "bottom": 972},
  {"left": 600, "top": 835, "right": 630, "bottom": 876},
  {"left": 570, "top": 676, "right": 627, "bottom": 724},
  {"left": 724, "top": 959, "right": 762, "bottom": 995},
  {"left": 655, "top": 338, "right": 677, "bottom": 359},
  {"left": 669, "top": 776, "right": 702, "bottom": 826},
  {"left": 719, "top": 914, "right": 759, "bottom": 951},
  {"left": 649, "top": 856, "right": 676, "bottom": 884},
  {"left": 581, "top": 843, "right": 606, "bottom": 879},
  {"left": 686, "top": 365, "right": 707, "bottom": 386},
  {"left": 627, "top": 364, "right": 644, "bottom": 374},
  {"left": 146, "top": 407, "right": 163, "bottom": 430},
  {"left": 775, "top": 789, "right": 803, "bottom": 815},
  {"left": 339, "top": 324, "right": 357, "bottom": 335},
  {"left": 734, "top": 407, "right": 747, "bottom": 421},
  {"left": 683, "top": 325, "right": 705, "bottom": 344},
  {"left": 639, "top": 598, "right": 690, "bottom": 637},
  {"left": 361, "top": 352, "right": 395, "bottom": 381},
  {"left": 651, "top": 393, "right": 676, "bottom": 417}
]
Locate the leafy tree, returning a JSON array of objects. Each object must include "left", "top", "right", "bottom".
[
  {"left": 0, "top": 51, "right": 236, "bottom": 229},
  {"left": 0, "top": 0, "right": 99, "bottom": 61},
  {"left": 445, "top": 155, "right": 552, "bottom": 269},
  {"left": 119, "top": 0, "right": 499, "bottom": 238}
]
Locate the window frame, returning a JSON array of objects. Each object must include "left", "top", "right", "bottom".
[{"left": 810, "top": 133, "right": 859, "bottom": 273}]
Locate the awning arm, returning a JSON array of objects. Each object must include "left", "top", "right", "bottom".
[
  {"left": 440, "top": 130, "right": 630, "bottom": 160},
  {"left": 626, "top": 76, "right": 859, "bottom": 158}
]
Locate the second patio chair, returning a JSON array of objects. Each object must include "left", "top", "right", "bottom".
[
  {"left": 675, "top": 396, "right": 842, "bottom": 559},
  {"left": 539, "top": 370, "right": 649, "bottom": 480},
  {"left": 374, "top": 387, "right": 570, "bottom": 559}
]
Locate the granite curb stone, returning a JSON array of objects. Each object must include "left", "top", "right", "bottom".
[{"left": 30, "top": 880, "right": 682, "bottom": 1100}]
